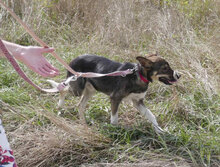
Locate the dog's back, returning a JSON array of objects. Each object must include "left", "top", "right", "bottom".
[{"left": 67, "top": 54, "right": 122, "bottom": 75}]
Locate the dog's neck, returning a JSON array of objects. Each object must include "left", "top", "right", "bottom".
[
  {"left": 136, "top": 64, "right": 151, "bottom": 83},
  {"left": 138, "top": 71, "right": 149, "bottom": 83}
]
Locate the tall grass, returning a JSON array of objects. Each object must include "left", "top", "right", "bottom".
[{"left": 0, "top": 0, "right": 220, "bottom": 166}]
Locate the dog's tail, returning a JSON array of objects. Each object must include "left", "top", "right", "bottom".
[
  {"left": 47, "top": 80, "right": 70, "bottom": 92},
  {"left": 47, "top": 80, "right": 60, "bottom": 88}
]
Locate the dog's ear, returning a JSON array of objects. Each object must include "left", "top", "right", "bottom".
[
  {"left": 147, "top": 52, "right": 158, "bottom": 57},
  {"left": 136, "top": 56, "right": 153, "bottom": 69}
]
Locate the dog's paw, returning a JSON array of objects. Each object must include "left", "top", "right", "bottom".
[
  {"left": 153, "top": 125, "right": 165, "bottom": 134},
  {"left": 57, "top": 109, "right": 66, "bottom": 116},
  {"left": 111, "top": 122, "right": 119, "bottom": 126},
  {"left": 110, "top": 119, "right": 119, "bottom": 126}
]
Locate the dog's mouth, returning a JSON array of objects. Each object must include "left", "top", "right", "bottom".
[{"left": 159, "top": 77, "right": 177, "bottom": 85}]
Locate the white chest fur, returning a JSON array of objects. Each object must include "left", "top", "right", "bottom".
[{"left": 123, "top": 92, "right": 146, "bottom": 102}]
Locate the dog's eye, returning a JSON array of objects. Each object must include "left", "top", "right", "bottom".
[
  {"left": 162, "top": 66, "right": 168, "bottom": 71},
  {"left": 161, "top": 63, "right": 170, "bottom": 71}
]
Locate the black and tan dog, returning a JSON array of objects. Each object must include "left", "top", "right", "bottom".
[{"left": 50, "top": 53, "right": 180, "bottom": 133}]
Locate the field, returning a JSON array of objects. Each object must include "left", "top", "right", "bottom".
[{"left": 0, "top": 0, "right": 220, "bottom": 166}]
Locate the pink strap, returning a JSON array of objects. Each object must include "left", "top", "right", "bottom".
[{"left": 79, "top": 69, "right": 134, "bottom": 78}]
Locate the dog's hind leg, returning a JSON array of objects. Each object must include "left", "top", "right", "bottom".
[
  {"left": 58, "top": 87, "right": 69, "bottom": 108},
  {"left": 132, "top": 99, "right": 164, "bottom": 133},
  {"left": 77, "top": 82, "right": 95, "bottom": 123}
]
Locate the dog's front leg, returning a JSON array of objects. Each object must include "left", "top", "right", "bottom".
[
  {"left": 132, "top": 99, "right": 164, "bottom": 133},
  {"left": 110, "top": 98, "right": 122, "bottom": 125}
]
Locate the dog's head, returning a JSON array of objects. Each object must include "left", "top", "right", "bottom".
[{"left": 136, "top": 53, "right": 181, "bottom": 85}]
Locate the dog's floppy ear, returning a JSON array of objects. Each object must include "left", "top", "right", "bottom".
[{"left": 136, "top": 56, "right": 153, "bottom": 69}]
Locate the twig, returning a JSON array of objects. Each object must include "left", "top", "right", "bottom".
[{"left": 0, "top": 99, "right": 28, "bottom": 120}]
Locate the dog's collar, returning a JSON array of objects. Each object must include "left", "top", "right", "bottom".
[
  {"left": 134, "top": 64, "right": 150, "bottom": 83},
  {"left": 138, "top": 72, "right": 149, "bottom": 83},
  {"left": 132, "top": 64, "right": 150, "bottom": 83}
]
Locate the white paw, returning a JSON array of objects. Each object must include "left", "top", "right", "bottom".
[
  {"left": 111, "top": 119, "right": 118, "bottom": 125},
  {"left": 58, "top": 100, "right": 65, "bottom": 108},
  {"left": 111, "top": 114, "right": 118, "bottom": 125},
  {"left": 111, "top": 121, "right": 118, "bottom": 125},
  {"left": 153, "top": 124, "right": 165, "bottom": 134}
]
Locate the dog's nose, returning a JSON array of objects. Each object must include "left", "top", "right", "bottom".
[{"left": 174, "top": 71, "right": 181, "bottom": 80}]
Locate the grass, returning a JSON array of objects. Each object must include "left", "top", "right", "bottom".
[{"left": 0, "top": 0, "right": 220, "bottom": 166}]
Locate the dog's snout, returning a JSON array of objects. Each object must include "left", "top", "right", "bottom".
[{"left": 174, "top": 71, "right": 181, "bottom": 80}]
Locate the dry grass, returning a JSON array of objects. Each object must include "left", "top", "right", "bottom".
[
  {"left": 7, "top": 105, "right": 109, "bottom": 167},
  {"left": 84, "top": 160, "right": 191, "bottom": 167}
]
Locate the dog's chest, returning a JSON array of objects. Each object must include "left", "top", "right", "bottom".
[{"left": 123, "top": 92, "right": 146, "bottom": 102}]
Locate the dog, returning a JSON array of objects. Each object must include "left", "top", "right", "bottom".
[{"left": 49, "top": 53, "right": 180, "bottom": 133}]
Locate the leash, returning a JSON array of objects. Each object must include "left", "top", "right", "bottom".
[
  {"left": 0, "top": 1, "right": 135, "bottom": 92},
  {"left": 0, "top": 39, "right": 135, "bottom": 92}
]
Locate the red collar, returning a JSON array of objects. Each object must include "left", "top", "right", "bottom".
[{"left": 139, "top": 72, "right": 149, "bottom": 83}]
